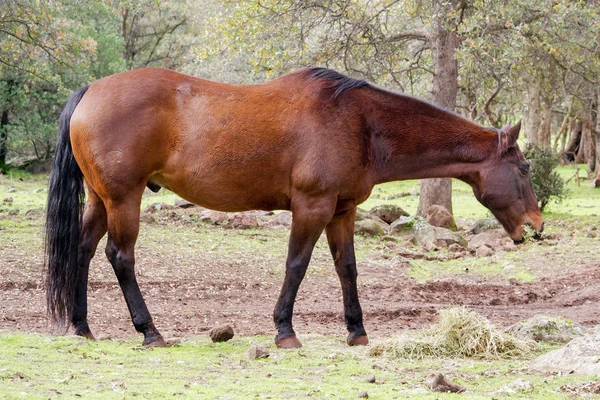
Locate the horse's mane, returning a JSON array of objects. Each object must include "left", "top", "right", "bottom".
[{"left": 308, "top": 68, "right": 369, "bottom": 99}]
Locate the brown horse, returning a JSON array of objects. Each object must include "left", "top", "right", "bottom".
[{"left": 45, "top": 68, "right": 543, "bottom": 348}]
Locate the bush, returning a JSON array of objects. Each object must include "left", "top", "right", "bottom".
[{"left": 523, "top": 144, "right": 568, "bottom": 211}]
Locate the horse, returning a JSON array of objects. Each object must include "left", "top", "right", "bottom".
[{"left": 45, "top": 67, "right": 543, "bottom": 349}]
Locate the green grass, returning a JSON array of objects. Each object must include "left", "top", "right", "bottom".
[{"left": 0, "top": 332, "right": 594, "bottom": 399}]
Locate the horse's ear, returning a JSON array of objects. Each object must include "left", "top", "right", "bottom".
[{"left": 506, "top": 120, "right": 521, "bottom": 148}]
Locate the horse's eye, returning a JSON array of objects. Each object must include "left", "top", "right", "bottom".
[{"left": 518, "top": 163, "right": 530, "bottom": 175}]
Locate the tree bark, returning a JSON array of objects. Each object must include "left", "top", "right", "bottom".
[
  {"left": 537, "top": 95, "right": 553, "bottom": 148},
  {"left": 0, "top": 109, "right": 8, "bottom": 168},
  {"left": 593, "top": 90, "right": 600, "bottom": 186},
  {"left": 417, "top": 0, "right": 460, "bottom": 217},
  {"left": 524, "top": 76, "right": 541, "bottom": 144}
]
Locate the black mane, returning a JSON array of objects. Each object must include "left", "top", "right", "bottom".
[{"left": 308, "top": 68, "right": 369, "bottom": 99}]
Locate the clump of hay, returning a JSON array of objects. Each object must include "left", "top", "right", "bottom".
[{"left": 370, "top": 307, "right": 537, "bottom": 359}]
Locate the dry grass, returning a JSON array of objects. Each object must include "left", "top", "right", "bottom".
[{"left": 370, "top": 307, "right": 537, "bottom": 360}]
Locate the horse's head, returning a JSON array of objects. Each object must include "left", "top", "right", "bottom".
[{"left": 468, "top": 121, "right": 544, "bottom": 243}]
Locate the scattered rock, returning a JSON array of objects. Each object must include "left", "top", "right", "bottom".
[
  {"left": 468, "top": 229, "right": 507, "bottom": 250},
  {"left": 199, "top": 210, "right": 228, "bottom": 225},
  {"left": 139, "top": 213, "right": 155, "bottom": 224},
  {"left": 530, "top": 327, "right": 600, "bottom": 375},
  {"left": 143, "top": 203, "right": 174, "bottom": 213},
  {"left": 262, "top": 211, "right": 292, "bottom": 229},
  {"left": 507, "top": 315, "right": 586, "bottom": 343},
  {"left": 228, "top": 213, "right": 259, "bottom": 229},
  {"left": 389, "top": 216, "right": 416, "bottom": 234},
  {"left": 174, "top": 199, "right": 197, "bottom": 209},
  {"left": 358, "top": 390, "right": 369, "bottom": 398},
  {"left": 413, "top": 222, "right": 437, "bottom": 246},
  {"left": 429, "top": 373, "right": 465, "bottom": 393},
  {"left": 503, "top": 242, "right": 518, "bottom": 252},
  {"left": 355, "top": 219, "right": 386, "bottom": 237},
  {"left": 7, "top": 187, "right": 16, "bottom": 193},
  {"left": 448, "top": 243, "right": 464, "bottom": 252},
  {"left": 475, "top": 245, "right": 493, "bottom": 257},
  {"left": 209, "top": 324, "right": 235, "bottom": 343},
  {"left": 249, "top": 345, "right": 269, "bottom": 359},
  {"left": 2, "top": 196, "right": 12, "bottom": 204},
  {"left": 434, "top": 227, "right": 468, "bottom": 247},
  {"left": 8, "top": 209, "right": 19, "bottom": 216},
  {"left": 366, "top": 375, "right": 376, "bottom": 384},
  {"left": 496, "top": 378, "right": 533, "bottom": 394},
  {"left": 468, "top": 218, "right": 502, "bottom": 234},
  {"left": 354, "top": 208, "right": 370, "bottom": 221},
  {"left": 426, "top": 205, "right": 456, "bottom": 230},
  {"left": 369, "top": 204, "right": 409, "bottom": 224}
]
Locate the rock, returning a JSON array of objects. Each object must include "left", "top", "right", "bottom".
[
  {"left": 429, "top": 373, "right": 465, "bottom": 393},
  {"left": 355, "top": 219, "right": 386, "bottom": 237},
  {"left": 426, "top": 205, "right": 456, "bottom": 230},
  {"left": 354, "top": 208, "right": 370, "bottom": 221},
  {"left": 228, "top": 213, "right": 259, "bottom": 229},
  {"left": 475, "top": 245, "right": 493, "bottom": 257},
  {"left": 358, "top": 391, "right": 369, "bottom": 398},
  {"left": 249, "top": 345, "right": 269, "bottom": 359},
  {"left": 366, "top": 375, "right": 376, "bottom": 384},
  {"left": 369, "top": 204, "right": 409, "bottom": 224},
  {"left": 174, "top": 199, "right": 197, "bottom": 209},
  {"left": 139, "top": 213, "right": 155, "bottom": 224},
  {"left": 468, "top": 229, "right": 507, "bottom": 250},
  {"left": 8, "top": 209, "right": 19, "bottom": 216},
  {"left": 507, "top": 315, "right": 586, "bottom": 343},
  {"left": 503, "top": 242, "right": 518, "bottom": 252},
  {"left": 199, "top": 210, "right": 228, "bottom": 225},
  {"left": 448, "top": 243, "right": 464, "bottom": 252},
  {"left": 497, "top": 378, "right": 533, "bottom": 394},
  {"left": 468, "top": 218, "right": 502, "bottom": 234},
  {"left": 389, "top": 216, "right": 416, "bottom": 234},
  {"left": 530, "top": 328, "right": 600, "bottom": 375},
  {"left": 7, "top": 187, "right": 16, "bottom": 193},
  {"left": 413, "top": 222, "right": 437, "bottom": 246},
  {"left": 424, "top": 241, "right": 438, "bottom": 252},
  {"left": 262, "top": 211, "right": 292, "bottom": 229},
  {"left": 434, "top": 227, "right": 468, "bottom": 247},
  {"left": 2, "top": 196, "right": 12, "bottom": 204},
  {"left": 209, "top": 324, "right": 234, "bottom": 342}
]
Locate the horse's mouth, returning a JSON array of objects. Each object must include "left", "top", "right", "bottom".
[{"left": 512, "top": 221, "right": 544, "bottom": 245}]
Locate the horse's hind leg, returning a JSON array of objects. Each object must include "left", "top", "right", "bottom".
[
  {"left": 104, "top": 190, "right": 166, "bottom": 347},
  {"left": 72, "top": 186, "right": 107, "bottom": 338},
  {"left": 325, "top": 207, "right": 368, "bottom": 346}
]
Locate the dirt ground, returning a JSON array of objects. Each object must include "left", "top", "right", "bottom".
[{"left": 2, "top": 213, "right": 600, "bottom": 343}]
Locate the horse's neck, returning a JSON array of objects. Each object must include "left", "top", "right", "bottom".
[{"left": 366, "top": 93, "right": 496, "bottom": 184}]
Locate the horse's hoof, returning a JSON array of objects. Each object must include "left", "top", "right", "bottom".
[
  {"left": 276, "top": 336, "right": 302, "bottom": 348},
  {"left": 74, "top": 326, "right": 95, "bottom": 340},
  {"left": 348, "top": 335, "right": 369, "bottom": 346},
  {"left": 143, "top": 336, "right": 168, "bottom": 348}
]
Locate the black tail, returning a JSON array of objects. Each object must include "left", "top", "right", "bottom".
[{"left": 45, "top": 85, "right": 89, "bottom": 331}]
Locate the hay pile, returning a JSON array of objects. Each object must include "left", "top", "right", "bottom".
[{"left": 370, "top": 307, "right": 537, "bottom": 359}]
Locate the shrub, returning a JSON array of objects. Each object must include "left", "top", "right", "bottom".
[{"left": 523, "top": 144, "right": 568, "bottom": 211}]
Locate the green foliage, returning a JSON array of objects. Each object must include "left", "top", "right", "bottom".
[{"left": 523, "top": 144, "right": 568, "bottom": 211}]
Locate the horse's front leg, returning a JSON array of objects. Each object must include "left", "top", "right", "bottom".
[
  {"left": 325, "top": 207, "right": 368, "bottom": 346},
  {"left": 273, "top": 194, "right": 336, "bottom": 348}
]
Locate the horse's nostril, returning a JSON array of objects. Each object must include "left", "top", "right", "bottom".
[{"left": 540, "top": 221, "right": 545, "bottom": 232}]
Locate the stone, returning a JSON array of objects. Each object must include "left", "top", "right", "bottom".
[
  {"left": 507, "top": 315, "right": 586, "bottom": 343},
  {"left": 413, "top": 222, "right": 437, "bottom": 246},
  {"left": 228, "top": 213, "right": 259, "bottom": 229},
  {"left": 366, "top": 375, "right": 376, "bottom": 384},
  {"left": 389, "top": 216, "right": 416, "bottom": 234},
  {"left": 358, "top": 391, "right": 369, "bottom": 398},
  {"left": 429, "top": 373, "right": 465, "bottom": 393},
  {"left": 355, "top": 219, "right": 386, "bottom": 237},
  {"left": 199, "top": 210, "right": 228, "bottom": 225},
  {"left": 468, "top": 218, "right": 502, "bottom": 234},
  {"left": 434, "top": 227, "right": 468, "bottom": 247},
  {"left": 503, "top": 242, "right": 518, "bottom": 252},
  {"left": 262, "top": 211, "right": 292, "bottom": 229},
  {"left": 2, "top": 196, "right": 12, "bottom": 204},
  {"left": 7, "top": 187, "right": 16, "bottom": 193},
  {"left": 139, "top": 213, "right": 155, "bottom": 224},
  {"left": 468, "top": 229, "right": 507, "bottom": 250},
  {"left": 475, "top": 245, "right": 493, "bottom": 257},
  {"left": 530, "top": 328, "right": 600, "bottom": 375},
  {"left": 209, "top": 324, "right": 235, "bottom": 343},
  {"left": 354, "top": 208, "right": 370, "bottom": 221},
  {"left": 8, "top": 209, "right": 19, "bottom": 216},
  {"left": 249, "top": 345, "right": 270, "bottom": 359},
  {"left": 174, "top": 199, "right": 197, "bottom": 209},
  {"left": 368, "top": 204, "right": 409, "bottom": 224},
  {"left": 496, "top": 379, "right": 533, "bottom": 395},
  {"left": 426, "top": 205, "right": 456, "bottom": 230},
  {"left": 448, "top": 243, "right": 464, "bottom": 252}
]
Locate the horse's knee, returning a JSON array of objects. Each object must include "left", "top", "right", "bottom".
[{"left": 336, "top": 262, "right": 358, "bottom": 280}]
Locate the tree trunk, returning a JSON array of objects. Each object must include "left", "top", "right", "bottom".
[
  {"left": 524, "top": 76, "right": 541, "bottom": 144},
  {"left": 417, "top": 0, "right": 460, "bottom": 217},
  {"left": 537, "top": 95, "right": 553, "bottom": 148},
  {"left": 0, "top": 109, "right": 8, "bottom": 168},
  {"left": 593, "top": 90, "right": 600, "bottom": 186}
]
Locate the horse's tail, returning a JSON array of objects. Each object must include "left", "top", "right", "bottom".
[{"left": 45, "top": 85, "right": 89, "bottom": 331}]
